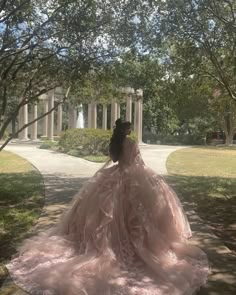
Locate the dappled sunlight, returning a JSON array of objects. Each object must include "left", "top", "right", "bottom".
[
  {"left": 0, "top": 171, "right": 44, "bottom": 262},
  {"left": 164, "top": 173, "right": 236, "bottom": 294},
  {"left": 166, "top": 174, "right": 236, "bottom": 253},
  {"left": 34, "top": 175, "right": 89, "bottom": 232}
]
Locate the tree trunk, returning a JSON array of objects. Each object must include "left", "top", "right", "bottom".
[
  {"left": 225, "top": 132, "right": 234, "bottom": 145},
  {"left": 12, "top": 118, "right": 16, "bottom": 138},
  {"left": 223, "top": 112, "right": 236, "bottom": 145}
]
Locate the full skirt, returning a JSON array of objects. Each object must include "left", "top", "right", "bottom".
[{"left": 7, "top": 162, "right": 209, "bottom": 295}]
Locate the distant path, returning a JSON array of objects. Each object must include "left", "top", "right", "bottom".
[{"left": 5, "top": 142, "right": 183, "bottom": 176}]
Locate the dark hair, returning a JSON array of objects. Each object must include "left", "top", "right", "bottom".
[{"left": 109, "top": 118, "right": 131, "bottom": 162}]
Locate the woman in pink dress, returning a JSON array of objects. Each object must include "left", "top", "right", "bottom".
[{"left": 7, "top": 118, "right": 209, "bottom": 295}]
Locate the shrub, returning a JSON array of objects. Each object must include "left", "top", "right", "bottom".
[
  {"left": 59, "top": 128, "right": 112, "bottom": 156},
  {"left": 143, "top": 133, "right": 205, "bottom": 145},
  {"left": 67, "top": 149, "right": 81, "bottom": 157},
  {"left": 39, "top": 141, "right": 58, "bottom": 150},
  {"left": 2, "top": 131, "right": 9, "bottom": 140},
  {"left": 59, "top": 128, "right": 137, "bottom": 157}
]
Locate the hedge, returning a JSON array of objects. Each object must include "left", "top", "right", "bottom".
[
  {"left": 58, "top": 128, "right": 111, "bottom": 156},
  {"left": 143, "top": 133, "right": 206, "bottom": 145},
  {"left": 58, "top": 128, "right": 137, "bottom": 157}
]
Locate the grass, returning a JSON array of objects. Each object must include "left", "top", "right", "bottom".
[
  {"left": 39, "top": 141, "right": 108, "bottom": 163},
  {"left": 0, "top": 151, "right": 45, "bottom": 286},
  {"left": 167, "top": 146, "right": 236, "bottom": 178},
  {"left": 82, "top": 155, "right": 108, "bottom": 163},
  {"left": 166, "top": 146, "right": 236, "bottom": 251}
]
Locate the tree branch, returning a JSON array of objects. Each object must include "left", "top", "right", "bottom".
[
  {"left": 0, "top": 84, "right": 58, "bottom": 140},
  {"left": 201, "top": 70, "right": 225, "bottom": 86},
  {"left": 0, "top": 0, "right": 7, "bottom": 13},
  {"left": 0, "top": 85, "right": 8, "bottom": 119},
  {"left": 0, "top": 86, "right": 71, "bottom": 151},
  {"left": 0, "top": 0, "right": 30, "bottom": 23}
]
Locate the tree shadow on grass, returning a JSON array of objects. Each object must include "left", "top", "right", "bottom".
[
  {"left": 0, "top": 173, "right": 88, "bottom": 290},
  {"left": 0, "top": 171, "right": 44, "bottom": 287},
  {"left": 165, "top": 174, "right": 236, "bottom": 294},
  {"left": 166, "top": 174, "right": 236, "bottom": 251},
  {"left": 0, "top": 171, "right": 44, "bottom": 259}
]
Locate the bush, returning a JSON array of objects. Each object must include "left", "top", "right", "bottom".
[
  {"left": 59, "top": 128, "right": 112, "bottom": 156},
  {"left": 2, "top": 131, "right": 9, "bottom": 140},
  {"left": 143, "top": 133, "right": 205, "bottom": 145},
  {"left": 39, "top": 141, "right": 58, "bottom": 150},
  {"left": 67, "top": 149, "right": 81, "bottom": 157},
  {"left": 59, "top": 128, "right": 137, "bottom": 157}
]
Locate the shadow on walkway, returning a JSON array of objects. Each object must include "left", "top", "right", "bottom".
[
  {"left": 184, "top": 203, "right": 236, "bottom": 295},
  {"left": 35, "top": 174, "right": 89, "bottom": 232}
]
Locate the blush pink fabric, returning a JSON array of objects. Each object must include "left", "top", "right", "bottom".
[{"left": 7, "top": 138, "right": 209, "bottom": 294}]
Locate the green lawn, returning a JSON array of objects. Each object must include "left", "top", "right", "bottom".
[
  {"left": 166, "top": 146, "right": 236, "bottom": 251},
  {"left": 83, "top": 155, "right": 108, "bottom": 163},
  {"left": 0, "top": 151, "right": 45, "bottom": 286}
]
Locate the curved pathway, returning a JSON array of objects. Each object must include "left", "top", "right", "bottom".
[
  {"left": 3, "top": 143, "right": 183, "bottom": 231},
  {"left": 2, "top": 142, "right": 236, "bottom": 294}
]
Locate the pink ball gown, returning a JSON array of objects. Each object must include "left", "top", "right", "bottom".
[{"left": 7, "top": 138, "right": 209, "bottom": 295}]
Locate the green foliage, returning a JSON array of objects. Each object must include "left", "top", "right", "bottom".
[
  {"left": 143, "top": 133, "right": 205, "bottom": 145},
  {"left": 154, "top": 0, "right": 236, "bottom": 101},
  {"left": 39, "top": 141, "right": 58, "bottom": 150},
  {"left": 70, "top": 67, "right": 123, "bottom": 105},
  {"left": 83, "top": 155, "right": 108, "bottom": 163},
  {"left": 166, "top": 147, "right": 236, "bottom": 253},
  {"left": 59, "top": 128, "right": 137, "bottom": 157},
  {"left": 59, "top": 128, "right": 112, "bottom": 157},
  {"left": 1, "top": 131, "right": 9, "bottom": 140},
  {"left": 0, "top": 0, "right": 146, "bottom": 144},
  {"left": 0, "top": 151, "right": 44, "bottom": 284}
]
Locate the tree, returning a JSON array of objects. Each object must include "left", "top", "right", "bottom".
[
  {"left": 0, "top": 0, "right": 147, "bottom": 149},
  {"left": 209, "top": 90, "right": 236, "bottom": 144},
  {"left": 152, "top": 0, "right": 236, "bottom": 102},
  {"left": 135, "top": 0, "right": 236, "bottom": 143}
]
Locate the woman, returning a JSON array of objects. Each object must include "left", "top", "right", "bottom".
[{"left": 7, "top": 118, "right": 209, "bottom": 295}]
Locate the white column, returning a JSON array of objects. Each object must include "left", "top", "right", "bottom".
[
  {"left": 47, "top": 91, "right": 54, "bottom": 141},
  {"left": 18, "top": 107, "right": 23, "bottom": 138},
  {"left": 117, "top": 103, "right": 120, "bottom": 119},
  {"left": 134, "top": 89, "right": 143, "bottom": 143},
  {"left": 18, "top": 103, "right": 29, "bottom": 140},
  {"left": 31, "top": 104, "right": 38, "bottom": 140},
  {"left": 57, "top": 104, "right": 62, "bottom": 135},
  {"left": 68, "top": 105, "right": 77, "bottom": 129},
  {"left": 42, "top": 99, "right": 48, "bottom": 137},
  {"left": 88, "top": 104, "right": 92, "bottom": 128},
  {"left": 91, "top": 102, "right": 97, "bottom": 129},
  {"left": 140, "top": 100, "right": 143, "bottom": 142},
  {"left": 126, "top": 95, "right": 132, "bottom": 122},
  {"left": 74, "top": 110, "right": 78, "bottom": 128},
  {"left": 111, "top": 101, "right": 118, "bottom": 128},
  {"left": 102, "top": 104, "right": 107, "bottom": 130},
  {"left": 134, "top": 100, "right": 138, "bottom": 134},
  {"left": 134, "top": 99, "right": 142, "bottom": 143}
]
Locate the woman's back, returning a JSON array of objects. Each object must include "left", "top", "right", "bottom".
[{"left": 118, "top": 138, "right": 140, "bottom": 166}]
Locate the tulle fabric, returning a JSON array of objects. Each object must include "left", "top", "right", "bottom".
[{"left": 7, "top": 138, "right": 209, "bottom": 295}]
